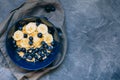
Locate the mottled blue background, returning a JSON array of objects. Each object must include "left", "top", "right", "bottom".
[{"left": 0, "top": 0, "right": 120, "bottom": 80}]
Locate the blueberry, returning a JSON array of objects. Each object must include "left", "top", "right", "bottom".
[
  {"left": 35, "top": 48, "right": 39, "bottom": 52},
  {"left": 41, "top": 41, "right": 46, "bottom": 45},
  {"left": 29, "top": 36, "right": 33, "bottom": 41},
  {"left": 45, "top": 52, "right": 50, "bottom": 56},
  {"left": 19, "top": 21, "right": 27, "bottom": 26},
  {"left": 13, "top": 40, "right": 16, "bottom": 44},
  {"left": 39, "top": 46, "right": 44, "bottom": 51},
  {"left": 36, "top": 19, "right": 41, "bottom": 26},
  {"left": 51, "top": 5, "right": 56, "bottom": 11},
  {"left": 22, "top": 48, "right": 26, "bottom": 52},
  {"left": 27, "top": 55, "right": 32, "bottom": 60},
  {"left": 48, "top": 27, "right": 55, "bottom": 34},
  {"left": 16, "top": 47, "right": 22, "bottom": 52},
  {"left": 35, "top": 59, "right": 39, "bottom": 62},
  {"left": 43, "top": 49, "right": 47, "bottom": 53},
  {"left": 38, "top": 48, "right": 41, "bottom": 50},
  {"left": 24, "top": 53, "right": 29, "bottom": 57},
  {"left": 29, "top": 41, "right": 33, "bottom": 45},
  {"left": 34, "top": 55, "right": 39, "bottom": 59},
  {"left": 23, "top": 55, "right": 27, "bottom": 59},
  {"left": 44, "top": 4, "right": 56, "bottom": 13},
  {"left": 38, "top": 51, "right": 42, "bottom": 55},
  {"left": 13, "top": 41, "right": 16, "bottom": 47},
  {"left": 48, "top": 30, "right": 52, "bottom": 34},
  {"left": 18, "top": 27, "right": 22, "bottom": 30},
  {"left": 38, "top": 57, "right": 42, "bottom": 61},
  {"left": 31, "top": 53, "right": 35, "bottom": 57},
  {"left": 24, "top": 34, "right": 28, "bottom": 38},
  {"left": 36, "top": 22, "right": 40, "bottom": 26},
  {"left": 41, "top": 54, "right": 45, "bottom": 58},
  {"left": 37, "top": 33, "right": 42, "bottom": 38},
  {"left": 47, "top": 46, "right": 53, "bottom": 51},
  {"left": 51, "top": 41, "right": 55, "bottom": 46},
  {"left": 43, "top": 44, "right": 48, "bottom": 48},
  {"left": 32, "top": 50, "right": 36, "bottom": 54},
  {"left": 45, "top": 5, "right": 51, "bottom": 13},
  {"left": 14, "top": 45, "right": 17, "bottom": 48}
]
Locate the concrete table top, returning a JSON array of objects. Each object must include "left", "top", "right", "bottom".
[{"left": 0, "top": 0, "right": 120, "bottom": 80}]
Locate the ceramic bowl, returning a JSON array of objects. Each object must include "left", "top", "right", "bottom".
[{"left": 6, "top": 17, "right": 60, "bottom": 70}]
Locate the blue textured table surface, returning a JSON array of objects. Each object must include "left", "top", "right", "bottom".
[{"left": 0, "top": 0, "right": 120, "bottom": 80}]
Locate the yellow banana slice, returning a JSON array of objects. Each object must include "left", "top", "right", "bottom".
[
  {"left": 47, "top": 43, "right": 52, "bottom": 46},
  {"left": 33, "top": 35, "right": 40, "bottom": 43},
  {"left": 29, "top": 31, "right": 38, "bottom": 37},
  {"left": 22, "top": 26, "right": 27, "bottom": 34},
  {"left": 13, "top": 30, "right": 23, "bottom": 41},
  {"left": 33, "top": 35, "right": 43, "bottom": 48},
  {"left": 25, "top": 22, "right": 37, "bottom": 34},
  {"left": 20, "top": 38, "right": 30, "bottom": 48},
  {"left": 43, "top": 33, "right": 53, "bottom": 44},
  {"left": 18, "top": 52, "right": 24, "bottom": 57},
  {"left": 34, "top": 42, "right": 42, "bottom": 48},
  {"left": 37, "top": 24, "right": 48, "bottom": 34},
  {"left": 16, "top": 40, "right": 21, "bottom": 47}
]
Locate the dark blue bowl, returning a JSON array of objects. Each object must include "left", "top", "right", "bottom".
[{"left": 5, "top": 17, "right": 60, "bottom": 70}]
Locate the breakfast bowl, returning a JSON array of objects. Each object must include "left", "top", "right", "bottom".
[{"left": 6, "top": 17, "right": 60, "bottom": 70}]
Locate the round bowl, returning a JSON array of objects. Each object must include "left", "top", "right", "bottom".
[{"left": 5, "top": 17, "right": 60, "bottom": 70}]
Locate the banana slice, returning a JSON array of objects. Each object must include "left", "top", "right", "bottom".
[
  {"left": 29, "top": 31, "right": 38, "bottom": 37},
  {"left": 43, "top": 33, "right": 53, "bottom": 44},
  {"left": 33, "top": 35, "right": 40, "bottom": 43},
  {"left": 16, "top": 40, "right": 21, "bottom": 47},
  {"left": 47, "top": 43, "right": 52, "bottom": 46},
  {"left": 20, "top": 38, "right": 30, "bottom": 48},
  {"left": 22, "top": 26, "right": 27, "bottom": 34},
  {"left": 47, "top": 50, "right": 51, "bottom": 53},
  {"left": 18, "top": 52, "right": 24, "bottom": 57},
  {"left": 13, "top": 30, "right": 23, "bottom": 41},
  {"left": 26, "top": 58, "right": 35, "bottom": 62},
  {"left": 25, "top": 22, "right": 37, "bottom": 34},
  {"left": 42, "top": 56, "right": 47, "bottom": 60},
  {"left": 37, "top": 24, "right": 48, "bottom": 34},
  {"left": 33, "top": 35, "right": 43, "bottom": 48},
  {"left": 34, "top": 42, "right": 42, "bottom": 48}
]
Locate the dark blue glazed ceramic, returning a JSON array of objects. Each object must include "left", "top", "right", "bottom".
[{"left": 5, "top": 17, "right": 60, "bottom": 70}]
